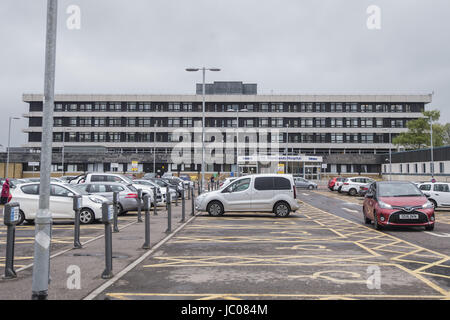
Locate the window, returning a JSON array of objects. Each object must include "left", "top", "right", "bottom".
[
  {"left": 274, "top": 177, "right": 291, "bottom": 190},
  {"left": 87, "top": 184, "right": 108, "bottom": 193},
  {"left": 50, "top": 185, "right": 71, "bottom": 197},
  {"left": 254, "top": 177, "right": 274, "bottom": 190},
  {"left": 226, "top": 178, "right": 251, "bottom": 193},
  {"left": 110, "top": 185, "right": 125, "bottom": 192},
  {"left": 21, "top": 184, "right": 39, "bottom": 195},
  {"left": 419, "top": 184, "right": 431, "bottom": 191},
  {"left": 440, "top": 162, "right": 445, "bottom": 174},
  {"left": 434, "top": 184, "right": 450, "bottom": 192},
  {"left": 90, "top": 175, "right": 106, "bottom": 182}
]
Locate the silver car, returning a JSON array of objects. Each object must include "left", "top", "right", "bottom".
[
  {"left": 72, "top": 182, "right": 140, "bottom": 215},
  {"left": 195, "top": 174, "right": 300, "bottom": 217},
  {"left": 294, "top": 177, "right": 318, "bottom": 190}
]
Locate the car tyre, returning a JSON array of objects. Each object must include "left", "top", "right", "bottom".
[
  {"left": 308, "top": 185, "right": 314, "bottom": 190},
  {"left": 373, "top": 212, "right": 383, "bottom": 230},
  {"left": 207, "top": 201, "right": 224, "bottom": 217},
  {"left": 17, "top": 210, "right": 26, "bottom": 226},
  {"left": 116, "top": 203, "right": 125, "bottom": 216},
  {"left": 274, "top": 201, "right": 291, "bottom": 217},
  {"left": 79, "top": 208, "right": 95, "bottom": 224},
  {"left": 338, "top": 187, "right": 342, "bottom": 193},
  {"left": 429, "top": 199, "right": 437, "bottom": 209},
  {"left": 349, "top": 188, "right": 357, "bottom": 196},
  {"left": 362, "top": 207, "right": 372, "bottom": 224}
]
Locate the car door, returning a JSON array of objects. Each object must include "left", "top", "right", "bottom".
[
  {"left": 252, "top": 177, "right": 275, "bottom": 210},
  {"left": 433, "top": 183, "right": 450, "bottom": 206},
  {"left": 49, "top": 184, "right": 74, "bottom": 218},
  {"left": 221, "top": 177, "right": 252, "bottom": 211}
]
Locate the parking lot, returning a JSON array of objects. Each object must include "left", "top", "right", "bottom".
[{"left": 1, "top": 183, "right": 449, "bottom": 300}]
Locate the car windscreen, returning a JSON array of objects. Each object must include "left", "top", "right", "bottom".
[
  {"left": 378, "top": 183, "right": 423, "bottom": 197},
  {"left": 70, "top": 184, "right": 89, "bottom": 195}
]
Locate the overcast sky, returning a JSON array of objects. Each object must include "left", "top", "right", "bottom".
[{"left": 1, "top": 0, "right": 449, "bottom": 148}]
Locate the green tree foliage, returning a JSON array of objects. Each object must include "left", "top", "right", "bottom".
[{"left": 393, "top": 110, "right": 445, "bottom": 150}]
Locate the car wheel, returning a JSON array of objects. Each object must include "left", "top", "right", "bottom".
[
  {"left": 349, "top": 188, "right": 357, "bottom": 196},
  {"left": 425, "top": 224, "right": 434, "bottom": 231},
  {"left": 25, "top": 219, "right": 35, "bottom": 225},
  {"left": 338, "top": 187, "right": 342, "bottom": 193},
  {"left": 17, "top": 210, "right": 26, "bottom": 226},
  {"left": 274, "top": 201, "right": 291, "bottom": 217},
  {"left": 116, "top": 203, "right": 124, "bottom": 216},
  {"left": 79, "top": 208, "right": 95, "bottom": 224},
  {"left": 308, "top": 185, "right": 314, "bottom": 190},
  {"left": 207, "top": 201, "right": 224, "bottom": 217},
  {"left": 373, "top": 212, "right": 383, "bottom": 230}
]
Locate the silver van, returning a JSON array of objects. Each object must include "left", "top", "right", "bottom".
[{"left": 195, "top": 174, "right": 299, "bottom": 217}]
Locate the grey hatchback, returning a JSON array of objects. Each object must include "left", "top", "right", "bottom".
[{"left": 72, "top": 182, "right": 139, "bottom": 215}]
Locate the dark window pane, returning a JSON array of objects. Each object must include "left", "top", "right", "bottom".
[
  {"left": 254, "top": 177, "right": 274, "bottom": 190},
  {"left": 274, "top": 177, "right": 291, "bottom": 190}
]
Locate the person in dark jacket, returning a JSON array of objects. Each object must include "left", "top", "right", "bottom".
[{"left": 1, "top": 178, "right": 11, "bottom": 204}]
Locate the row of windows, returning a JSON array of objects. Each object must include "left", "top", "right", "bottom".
[
  {"left": 47, "top": 132, "right": 393, "bottom": 144},
  {"left": 383, "top": 162, "right": 446, "bottom": 174},
  {"left": 35, "top": 117, "right": 408, "bottom": 129},
  {"left": 46, "top": 102, "right": 422, "bottom": 113}
]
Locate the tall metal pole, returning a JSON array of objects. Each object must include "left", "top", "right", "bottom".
[
  {"left": 61, "top": 128, "right": 65, "bottom": 176},
  {"left": 32, "top": 0, "right": 58, "bottom": 300},
  {"left": 201, "top": 68, "right": 206, "bottom": 193},
  {"left": 285, "top": 124, "right": 289, "bottom": 174},
  {"left": 236, "top": 108, "right": 239, "bottom": 177},
  {"left": 389, "top": 131, "right": 392, "bottom": 181},
  {"left": 430, "top": 117, "right": 434, "bottom": 179}
]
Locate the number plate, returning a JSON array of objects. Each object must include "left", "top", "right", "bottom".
[{"left": 399, "top": 214, "right": 419, "bottom": 220}]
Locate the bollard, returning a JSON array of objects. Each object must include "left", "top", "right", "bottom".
[
  {"left": 137, "top": 189, "right": 143, "bottom": 223},
  {"left": 180, "top": 186, "right": 186, "bottom": 223},
  {"left": 101, "top": 201, "right": 114, "bottom": 279},
  {"left": 187, "top": 184, "right": 191, "bottom": 200},
  {"left": 72, "top": 195, "right": 83, "bottom": 249},
  {"left": 198, "top": 181, "right": 201, "bottom": 195},
  {"left": 208, "top": 183, "right": 211, "bottom": 192},
  {"left": 175, "top": 188, "right": 179, "bottom": 206},
  {"left": 112, "top": 191, "right": 120, "bottom": 233},
  {"left": 165, "top": 187, "right": 172, "bottom": 234},
  {"left": 191, "top": 185, "right": 195, "bottom": 216},
  {"left": 142, "top": 194, "right": 151, "bottom": 249},
  {"left": 3, "top": 202, "right": 20, "bottom": 279},
  {"left": 153, "top": 187, "right": 158, "bottom": 216}
]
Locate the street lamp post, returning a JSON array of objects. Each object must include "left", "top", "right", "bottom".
[
  {"left": 186, "top": 67, "right": 221, "bottom": 193},
  {"left": 430, "top": 117, "right": 434, "bottom": 179},
  {"left": 61, "top": 128, "right": 72, "bottom": 176},
  {"left": 5, "top": 117, "right": 21, "bottom": 179}
]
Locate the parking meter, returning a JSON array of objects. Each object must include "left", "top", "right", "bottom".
[
  {"left": 101, "top": 201, "right": 114, "bottom": 279},
  {"left": 112, "top": 191, "right": 119, "bottom": 233},
  {"left": 72, "top": 195, "right": 82, "bottom": 249},
  {"left": 3, "top": 202, "right": 20, "bottom": 279},
  {"left": 153, "top": 187, "right": 158, "bottom": 216},
  {"left": 137, "top": 189, "right": 143, "bottom": 223},
  {"left": 142, "top": 195, "right": 151, "bottom": 249}
]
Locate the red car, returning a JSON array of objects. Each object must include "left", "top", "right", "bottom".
[
  {"left": 363, "top": 181, "right": 435, "bottom": 231},
  {"left": 328, "top": 177, "right": 338, "bottom": 191}
]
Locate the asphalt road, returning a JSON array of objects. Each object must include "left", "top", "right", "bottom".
[{"left": 96, "top": 191, "right": 450, "bottom": 300}]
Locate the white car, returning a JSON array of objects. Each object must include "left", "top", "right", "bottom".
[
  {"left": 418, "top": 182, "right": 450, "bottom": 208},
  {"left": 195, "top": 174, "right": 300, "bottom": 217},
  {"left": 10, "top": 182, "right": 107, "bottom": 225},
  {"left": 134, "top": 179, "right": 176, "bottom": 205},
  {"left": 333, "top": 177, "right": 347, "bottom": 191},
  {"left": 70, "top": 173, "right": 158, "bottom": 203},
  {"left": 340, "top": 177, "right": 375, "bottom": 196}
]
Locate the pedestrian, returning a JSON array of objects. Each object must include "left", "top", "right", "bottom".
[{"left": 1, "top": 178, "right": 11, "bottom": 205}]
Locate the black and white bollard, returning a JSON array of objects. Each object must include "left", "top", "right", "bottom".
[{"left": 112, "top": 191, "right": 120, "bottom": 233}]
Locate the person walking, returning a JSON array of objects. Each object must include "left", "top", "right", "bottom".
[{"left": 1, "top": 178, "right": 11, "bottom": 205}]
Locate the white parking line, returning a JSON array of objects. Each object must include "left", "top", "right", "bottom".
[
  {"left": 342, "top": 208, "right": 359, "bottom": 214},
  {"left": 302, "top": 193, "right": 309, "bottom": 196},
  {"left": 424, "top": 231, "right": 450, "bottom": 238}
]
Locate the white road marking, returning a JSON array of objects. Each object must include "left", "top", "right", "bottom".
[
  {"left": 424, "top": 232, "right": 450, "bottom": 238},
  {"left": 302, "top": 193, "right": 309, "bottom": 196},
  {"left": 343, "top": 208, "right": 359, "bottom": 214}
]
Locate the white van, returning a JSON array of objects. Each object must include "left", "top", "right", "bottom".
[{"left": 195, "top": 174, "right": 299, "bottom": 217}]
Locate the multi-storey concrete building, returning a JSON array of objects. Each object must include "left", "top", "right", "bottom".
[{"left": 21, "top": 82, "right": 432, "bottom": 178}]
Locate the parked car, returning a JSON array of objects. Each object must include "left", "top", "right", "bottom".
[
  {"left": 363, "top": 181, "right": 435, "bottom": 231},
  {"left": 340, "top": 177, "right": 375, "bottom": 196},
  {"left": 418, "top": 182, "right": 450, "bottom": 209},
  {"left": 195, "top": 174, "right": 299, "bottom": 217},
  {"left": 179, "top": 174, "right": 194, "bottom": 187},
  {"left": 69, "top": 173, "right": 160, "bottom": 202},
  {"left": 10, "top": 182, "right": 107, "bottom": 225},
  {"left": 294, "top": 177, "right": 317, "bottom": 190},
  {"left": 143, "top": 172, "right": 157, "bottom": 179},
  {"left": 333, "top": 177, "right": 347, "bottom": 192},
  {"left": 161, "top": 177, "right": 184, "bottom": 196},
  {"left": 328, "top": 177, "right": 338, "bottom": 191},
  {"left": 71, "top": 182, "right": 141, "bottom": 215},
  {"left": 358, "top": 183, "right": 370, "bottom": 197},
  {"left": 133, "top": 179, "right": 175, "bottom": 204}
]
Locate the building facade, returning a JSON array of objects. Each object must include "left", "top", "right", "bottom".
[{"left": 22, "top": 82, "right": 432, "bottom": 178}]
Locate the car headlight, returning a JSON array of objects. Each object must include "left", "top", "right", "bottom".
[
  {"left": 89, "top": 196, "right": 103, "bottom": 204},
  {"left": 422, "top": 201, "right": 434, "bottom": 209},
  {"left": 378, "top": 201, "right": 392, "bottom": 209}
]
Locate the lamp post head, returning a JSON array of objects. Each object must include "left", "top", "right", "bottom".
[
  {"left": 185, "top": 68, "right": 200, "bottom": 72},
  {"left": 208, "top": 68, "right": 221, "bottom": 72}
]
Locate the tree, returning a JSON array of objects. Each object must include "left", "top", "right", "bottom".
[{"left": 393, "top": 110, "right": 445, "bottom": 150}]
